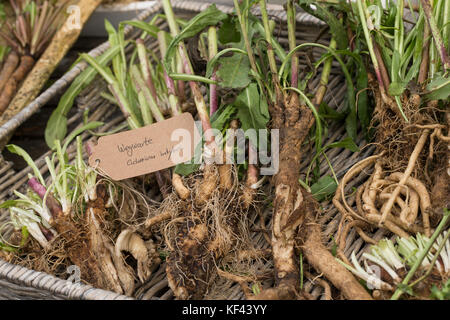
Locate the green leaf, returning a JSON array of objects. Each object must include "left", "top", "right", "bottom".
[
  {"left": 430, "top": 279, "right": 450, "bottom": 300},
  {"left": 0, "top": 200, "right": 19, "bottom": 209},
  {"left": 174, "top": 162, "right": 201, "bottom": 176},
  {"left": 310, "top": 175, "right": 338, "bottom": 201},
  {"left": 218, "top": 16, "right": 240, "bottom": 44},
  {"left": 164, "top": 5, "right": 227, "bottom": 73},
  {"left": 211, "top": 104, "right": 237, "bottom": 130},
  {"left": 205, "top": 48, "right": 247, "bottom": 79},
  {"left": 0, "top": 3, "right": 5, "bottom": 22},
  {"left": 216, "top": 53, "right": 251, "bottom": 88},
  {"left": 388, "top": 81, "right": 407, "bottom": 96},
  {"left": 424, "top": 75, "right": 450, "bottom": 101},
  {"left": 20, "top": 226, "right": 29, "bottom": 247},
  {"left": 326, "top": 137, "right": 360, "bottom": 152},
  {"left": 121, "top": 20, "right": 160, "bottom": 38},
  {"left": 345, "top": 110, "right": 357, "bottom": 142},
  {"left": 318, "top": 101, "right": 346, "bottom": 121},
  {"left": 45, "top": 46, "right": 120, "bottom": 149},
  {"left": 235, "top": 83, "right": 269, "bottom": 147},
  {"left": 6, "top": 145, "right": 45, "bottom": 186}
]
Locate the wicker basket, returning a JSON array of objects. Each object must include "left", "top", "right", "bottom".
[{"left": 0, "top": 0, "right": 377, "bottom": 300}]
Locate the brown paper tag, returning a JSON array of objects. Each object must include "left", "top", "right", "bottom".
[{"left": 89, "top": 113, "right": 196, "bottom": 180}]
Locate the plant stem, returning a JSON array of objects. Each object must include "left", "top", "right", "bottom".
[
  {"left": 356, "top": 0, "right": 387, "bottom": 91},
  {"left": 286, "top": 0, "right": 298, "bottom": 87},
  {"left": 162, "top": 0, "right": 215, "bottom": 145},
  {"left": 418, "top": 22, "right": 431, "bottom": 85},
  {"left": 208, "top": 26, "right": 218, "bottom": 116},
  {"left": 136, "top": 38, "right": 158, "bottom": 102},
  {"left": 391, "top": 210, "right": 450, "bottom": 300},
  {"left": 108, "top": 83, "right": 140, "bottom": 129},
  {"left": 421, "top": 0, "right": 450, "bottom": 70},
  {"left": 313, "top": 37, "right": 337, "bottom": 106},
  {"left": 157, "top": 31, "right": 182, "bottom": 116},
  {"left": 259, "top": 0, "right": 278, "bottom": 78},
  {"left": 130, "top": 65, "right": 164, "bottom": 123},
  {"left": 233, "top": 0, "right": 259, "bottom": 76}
]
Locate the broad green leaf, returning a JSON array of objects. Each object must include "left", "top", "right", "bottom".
[
  {"left": 205, "top": 48, "right": 247, "bottom": 79},
  {"left": 318, "top": 102, "right": 345, "bottom": 121},
  {"left": 424, "top": 75, "right": 450, "bottom": 100},
  {"left": 310, "top": 175, "right": 338, "bottom": 201},
  {"left": 164, "top": 5, "right": 227, "bottom": 73},
  {"left": 6, "top": 145, "right": 45, "bottom": 186},
  {"left": 235, "top": 83, "right": 268, "bottom": 130},
  {"left": 45, "top": 46, "right": 120, "bottom": 149},
  {"left": 218, "top": 16, "right": 240, "bottom": 44},
  {"left": 174, "top": 162, "right": 201, "bottom": 176},
  {"left": 216, "top": 53, "right": 251, "bottom": 88},
  {"left": 235, "top": 84, "right": 269, "bottom": 148}
]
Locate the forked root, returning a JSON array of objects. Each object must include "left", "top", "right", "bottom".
[{"left": 299, "top": 191, "right": 373, "bottom": 300}]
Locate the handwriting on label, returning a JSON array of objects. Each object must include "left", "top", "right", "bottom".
[{"left": 89, "top": 113, "right": 196, "bottom": 180}]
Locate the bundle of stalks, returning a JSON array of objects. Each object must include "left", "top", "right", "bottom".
[
  {"left": 0, "top": 0, "right": 69, "bottom": 115},
  {"left": 0, "top": 136, "right": 159, "bottom": 295}
]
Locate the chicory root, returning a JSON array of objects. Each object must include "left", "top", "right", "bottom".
[
  {"left": 0, "top": 55, "right": 34, "bottom": 115},
  {"left": 0, "top": 51, "right": 19, "bottom": 92}
]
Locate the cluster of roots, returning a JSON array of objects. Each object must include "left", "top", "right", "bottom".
[
  {"left": 333, "top": 74, "right": 449, "bottom": 295},
  {"left": 3, "top": 180, "right": 161, "bottom": 296},
  {"left": 144, "top": 163, "right": 270, "bottom": 299}
]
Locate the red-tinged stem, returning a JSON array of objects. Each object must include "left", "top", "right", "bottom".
[
  {"left": 418, "top": 23, "right": 431, "bottom": 85},
  {"left": 162, "top": 0, "right": 215, "bottom": 146},
  {"left": 39, "top": 224, "right": 54, "bottom": 241},
  {"left": 158, "top": 31, "right": 182, "bottom": 116},
  {"left": 248, "top": 141, "right": 259, "bottom": 186},
  {"left": 136, "top": 38, "right": 159, "bottom": 101},
  {"left": 85, "top": 140, "right": 95, "bottom": 157},
  {"left": 28, "top": 177, "right": 63, "bottom": 220},
  {"left": 28, "top": 177, "right": 46, "bottom": 199},
  {"left": 373, "top": 41, "right": 390, "bottom": 91}
]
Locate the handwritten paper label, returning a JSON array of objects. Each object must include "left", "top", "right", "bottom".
[{"left": 89, "top": 113, "right": 196, "bottom": 180}]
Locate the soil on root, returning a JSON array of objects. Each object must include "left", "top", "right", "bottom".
[
  {"left": 149, "top": 165, "right": 263, "bottom": 300},
  {"left": 2, "top": 181, "right": 159, "bottom": 295}
]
